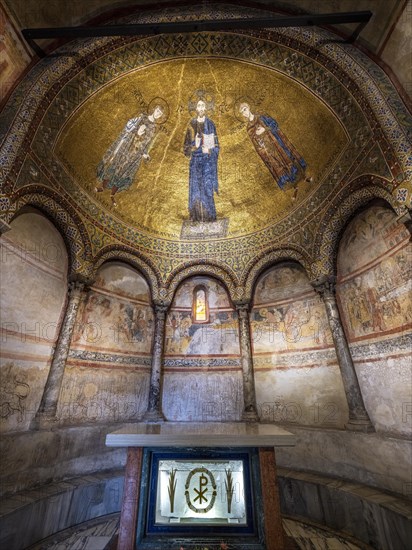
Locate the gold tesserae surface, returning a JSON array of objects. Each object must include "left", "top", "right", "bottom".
[{"left": 56, "top": 57, "right": 347, "bottom": 239}]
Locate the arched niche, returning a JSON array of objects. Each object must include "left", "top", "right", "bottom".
[
  {"left": 0, "top": 209, "right": 68, "bottom": 432},
  {"left": 251, "top": 262, "right": 348, "bottom": 428},
  {"left": 336, "top": 204, "right": 411, "bottom": 436},
  {"left": 57, "top": 261, "right": 153, "bottom": 424},
  {"left": 162, "top": 275, "right": 243, "bottom": 422}
]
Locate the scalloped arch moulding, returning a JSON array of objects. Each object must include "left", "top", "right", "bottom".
[{"left": 1, "top": 5, "right": 410, "bottom": 294}]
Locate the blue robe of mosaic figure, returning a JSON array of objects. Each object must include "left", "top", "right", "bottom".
[
  {"left": 246, "top": 114, "right": 307, "bottom": 189},
  {"left": 184, "top": 117, "right": 219, "bottom": 222}
]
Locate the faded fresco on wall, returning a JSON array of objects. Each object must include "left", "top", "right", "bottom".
[
  {"left": 61, "top": 262, "right": 153, "bottom": 423},
  {"left": 0, "top": 212, "right": 68, "bottom": 432},
  {"left": 56, "top": 366, "right": 150, "bottom": 424},
  {"left": 163, "top": 276, "right": 242, "bottom": 421},
  {"left": 252, "top": 264, "right": 348, "bottom": 428},
  {"left": 71, "top": 262, "right": 153, "bottom": 353},
  {"left": 252, "top": 265, "right": 333, "bottom": 352},
  {"left": 56, "top": 58, "right": 347, "bottom": 239},
  {"left": 337, "top": 206, "right": 411, "bottom": 340},
  {"left": 337, "top": 206, "right": 412, "bottom": 437},
  {"left": 162, "top": 372, "right": 243, "bottom": 422},
  {"left": 165, "top": 277, "right": 239, "bottom": 356}
]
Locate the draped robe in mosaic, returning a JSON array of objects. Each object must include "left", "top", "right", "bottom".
[
  {"left": 184, "top": 117, "right": 219, "bottom": 222},
  {"left": 246, "top": 114, "right": 307, "bottom": 189},
  {"left": 97, "top": 114, "right": 156, "bottom": 192}
]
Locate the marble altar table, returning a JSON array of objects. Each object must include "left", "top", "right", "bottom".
[{"left": 106, "top": 422, "right": 296, "bottom": 550}]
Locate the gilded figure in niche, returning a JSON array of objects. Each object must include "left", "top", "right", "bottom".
[
  {"left": 184, "top": 95, "right": 219, "bottom": 222},
  {"left": 238, "top": 101, "right": 312, "bottom": 199},
  {"left": 95, "top": 98, "right": 169, "bottom": 206}
]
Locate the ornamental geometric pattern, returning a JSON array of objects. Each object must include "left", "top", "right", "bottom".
[
  {"left": 1, "top": 5, "right": 410, "bottom": 294},
  {"left": 242, "top": 247, "right": 311, "bottom": 301},
  {"left": 314, "top": 177, "right": 404, "bottom": 278},
  {"left": 9, "top": 188, "right": 93, "bottom": 280}
]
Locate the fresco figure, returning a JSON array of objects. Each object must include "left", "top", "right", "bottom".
[
  {"left": 239, "top": 102, "right": 312, "bottom": 198},
  {"left": 184, "top": 99, "right": 219, "bottom": 222},
  {"left": 96, "top": 101, "right": 167, "bottom": 206}
]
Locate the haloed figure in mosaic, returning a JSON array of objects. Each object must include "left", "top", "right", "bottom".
[
  {"left": 184, "top": 98, "right": 219, "bottom": 222},
  {"left": 96, "top": 98, "right": 168, "bottom": 206},
  {"left": 238, "top": 102, "right": 312, "bottom": 200}
]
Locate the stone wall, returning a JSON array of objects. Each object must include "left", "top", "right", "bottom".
[{"left": 380, "top": 2, "right": 412, "bottom": 99}]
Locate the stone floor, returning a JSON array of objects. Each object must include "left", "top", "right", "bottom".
[
  {"left": 27, "top": 514, "right": 119, "bottom": 550},
  {"left": 27, "top": 513, "right": 373, "bottom": 549}
]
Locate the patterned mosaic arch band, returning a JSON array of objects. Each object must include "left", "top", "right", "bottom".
[{"left": 0, "top": 4, "right": 410, "bottom": 293}]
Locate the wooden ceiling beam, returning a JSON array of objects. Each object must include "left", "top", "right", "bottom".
[{"left": 22, "top": 11, "right": 373, "bottom": 57}]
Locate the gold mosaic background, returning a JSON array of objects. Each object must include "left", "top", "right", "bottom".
[{"left": 56, "top": 58, "right": 347, "bottom": 239}]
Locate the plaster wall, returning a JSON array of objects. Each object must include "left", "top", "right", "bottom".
[
  {"left": 0, "top": 3, "right": 31, "bottom": 102},
  {"left": 58, "top": 262, "right": 153, "bottom": 424},
  {"left": 337, "top": 206, "right": 412, "bottom": 437},
  {"left": 162, "top": 371, "right": 243, "bottom": 421},
  {"left": 252, "top": 264, "right": 349, "bottom": 428},
  {"left": 0, "top": 423, "right": 409, "bottom": 498},
  {"left": 0, "top": 211, "right": 68, "bottom": 432},
  {"left": 381, "top": 1, "right": 412, "bottom": 99},
  {"left": 162, "top": 276, "right": 243, "bottom": 421},
  {"left": 275, "top": 425, "right": 411, "bottom": 496}
]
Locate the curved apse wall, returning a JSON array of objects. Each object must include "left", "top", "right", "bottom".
[
  {"left": 252, "top": 263, "right": 349, "bottom": 428},
  {"left": 59, "top": 261, "right": 153, "bottom": 425},
  {"left": 336, "top": 205, "right": 411, "bottom": 437},
  {"left": 162, "top": 276, "right": 243, "bottom": 421},
  {"left": 0, "top": 210, "right": 68, "bottom": 433}
]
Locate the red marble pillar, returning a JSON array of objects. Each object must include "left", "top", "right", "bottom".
[
  {"left": 259, "top": 447, "right": 285, "bottom": 550},
  {"left": 117, "top": 448, "right": 143, "bottom": 550}
]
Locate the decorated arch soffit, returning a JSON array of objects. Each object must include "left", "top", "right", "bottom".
[
  {"left": 9, "top": 187, "right": 93, "bottom": 281},
  {"left": 1, "top": 5, "right": 411, "bottom": 289},
  {"left": 311, "top": 175, "right": 404, "bottom": 280}
]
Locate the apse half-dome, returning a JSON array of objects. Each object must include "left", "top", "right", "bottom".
[{"left": 56, "top": 57, "right": 347, "bottom": 240}]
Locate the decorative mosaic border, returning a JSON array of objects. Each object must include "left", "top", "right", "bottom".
[
  {"left": 350, "top": 332, "right": 412, "bottom": 360},
  {"left": 253, "top": 347, "right": 337, "bottom": 368},
  {"left": 68, "top": 349, "right": 152, "bottom": 367},
  {"left": 1, "top": 4, "right": 410, "bottom": 286},
  {"left": 164, "top": 357, "right": 241, "bottom": 368}
]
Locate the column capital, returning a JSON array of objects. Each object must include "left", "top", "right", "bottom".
[
  {"left": 234, "top": 300, "right": 251, "bottom": 316},
  {"left": 152, "top": 302, "right": 169, "bottom": 318},
  {"left": 68, "top": 280, "right": 85, "bottom": 298},
  {"left": 312, "top": 275, "right": 336, "bottom": 299}
]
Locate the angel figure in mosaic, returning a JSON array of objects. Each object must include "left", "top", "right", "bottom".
[
  {"left": 95, "top": 98, "right": 169, "bottom": 206},
  {"left": 238, "top": 101, "right": 312, "bottom": 200}
]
